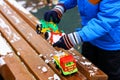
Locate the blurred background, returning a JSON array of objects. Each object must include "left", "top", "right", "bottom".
[{"left": 16, "top": 0, "right": 82, "bottom": 52}]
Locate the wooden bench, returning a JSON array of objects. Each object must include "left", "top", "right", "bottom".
[{"left": 0, "top": 0, "right": 108, "bottom": 80}]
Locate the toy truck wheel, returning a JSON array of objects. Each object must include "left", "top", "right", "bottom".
[
  {"left": 55, "top": 64, "right": 59, "bottom": 69},
  {"left": 36, "top": 24, "right": 42, "bottom": 34},
  {"left": 54, "top": 61, "right": 59, "bottom": 69}
]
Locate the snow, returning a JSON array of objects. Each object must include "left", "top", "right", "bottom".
[
  {"left": 41, "top": 66, "right": 48, "bottom": 72},
  {"left": 17, "top": 52, "right": 21, "bottom": 56},
  {"left": 16, "top": 1, "right": 26, "bottom": 6},
  {"left": 48, "top": 74, "right": 61, "bottom": 80},
  {"left": 0, "top": 18, "right": 21, "bottom": 43},
  {"left": 48, "top": 76, "right": 53, "bottom": 80},
  {"left": 39, "top": 54, "right": 43, "bottom": 57},
  {"left": 7, "top": 0, "right": 30, "bottom": 14},
  {"left": 0, "top": 0, "right": 6, "bottom": 6},
  {"left": 50, "top": 53, "right": 53, "bottom": 57},
  {"left": 0, "top": 18, "right": 12, "bottom": 36},
  {"left": 45, "top": 59, "right": 50, "bottom": 64},
  {"left": 11, "top": 16, "right": 20, "bottom": 24},
  {"left": 10, "top": 33, "right": 21, "bottom": 43},
  {"left": 80, "top": 61, "right": 92, "bottom": 66},
  {"left": 0, "top": 33, "right": 13, "bottom": 56},
  {"left": 25, "top": 7, "right": 33, "bottom": 12},
  {"left": 53, "top": 74, "right": 60, "bottom": 80},
  {"left": 31, "top": 8, "right": 38, "bottom": 13},
  {"left": 82, "top": 56, "right": 86, "bottom": 60},
  {"left": 37, "top": 66, "right": 41, "bottom": 70},
  {"left": 0, "top": 57, "right": 5, "bottom": 66},
  {"left": 35, "top": 20, "right": 41, "bottom": 24}
]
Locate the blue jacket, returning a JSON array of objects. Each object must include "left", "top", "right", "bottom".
[{"left": 59, "top": 0, "right": 120, "bottom": 50}]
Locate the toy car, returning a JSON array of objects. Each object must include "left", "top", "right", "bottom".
[
  {"left": 53, "top": 52, "right": 78, "bottom": 75},
  {"left": 36, "top": 19, "right": 65, "bottom": 44},
  {"left": 36, "top": 19, "right": 63, "bottom": 34}
]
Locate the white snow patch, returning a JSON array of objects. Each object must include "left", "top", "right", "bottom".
[
  {"left": 11, "top": 16, "right": 20, "bottom": 24},
  {"left": 37, "top": 66, "right": 41, "bottom": 70},
  {"left": 82, "top": 56, "right": 86, "bottom": 60},
  {"left": 31, "top": 8, "right": 38, "bottom": 13},
  {"left": 93, "top": 66, "right": 98, "bottom": 71},
  {"left": 32, "top": 3, "right": 37, "bottom": 7},
  {"left": 45, "top": 59, "right": 50, "bottom": 64},
  {"left": 0, "top": 18, "right": 12, "bottom": 36},
  {"left": 35, "top": 20, "right": 41, "bottom": 24},
  {"left": 54, "top": 74, "right": 60, "bottom": 80},
  {"left": 0, "top": 0, "right": 6, "bottom": 6},
  {"left": 0, "top": 34, "right": 13, "bottom": 56},
  {"left": 41, "top": 66, "right": 48, "bottom": 72},
  {"left": 50, "top": 53, "right": 53, "bottom": 57},
  {"left": 25, "top": 6, "right": 33, "bottom": 12},
  {"left": 48, "top": 76, "right": 53, "bottom": 80},
  {"left": 7, "top": 0, "right": 30, "bottom": 14},
  {"left": 17, "top": 52, "right": 21, "bottom": 56},
  {"left": 10, "top": 33, "right": 20, "bottom": 43},
  {"left": 17, "top": 1, "right": 26, "bottom": 6},
  {"left": 39, "top": 54, "right": 43, "bottom": 57},
  {"left": 80, "top": 61, "right": 92, "bottom": 66},
  {"left": 0, "top": 57, "right": 5, "bottom": 66},
  {"left": 38, "top": 1, "right": 44, "bottom": 6}
]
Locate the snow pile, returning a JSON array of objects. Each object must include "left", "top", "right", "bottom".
[{"left": 0, "top": 33, "right": 13, "bottom": 56}]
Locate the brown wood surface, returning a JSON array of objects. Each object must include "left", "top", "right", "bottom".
[
  {"left": 0, "top": 13, "right": 59, "bottom": 80},
  {"left": 0, "top": 65, "right": 15, "bottom": 80},
  {"left": 0, "top": 52, "right": 35, "bottom": 80},
  {"left": 5, "top": 0, "right": 39, "bottom": 30},
  {"left": 0, "top": 0, "right": 108, "bottom": 80}
]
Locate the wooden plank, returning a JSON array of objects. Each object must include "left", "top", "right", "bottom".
[
  {"left": 0, "top": 34, "right": 35, "bottom": 80},
  {"left": 4, "top": 0, "right": 108, "bottom": 80},
  {"left": 0, "top": 13, "right": 59, "bottom": 80},
  {"left": 1, "top": 1, "right": 87, "bottom": 80},
  {"left": 5, "top": 0, "right": 39, "bottom": 30},
  {"left": 0, "top": 64, "right": 15, "bottom": 80},
  {"left": 0, "top": 52, "right": 36, "bottom": 80}
]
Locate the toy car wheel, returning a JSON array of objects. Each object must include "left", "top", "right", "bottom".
[
  {"left": 36, "top": 24, "right": 42, "bottom": 34},
  {"left": 55, "top": 64, "right": 59, "bottom": 69},
  {"left": 54, "top": 61, "right": 59, "bottom": 69}
]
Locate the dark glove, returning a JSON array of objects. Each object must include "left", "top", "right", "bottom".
[
  {"left": 44, "top": 4, "right": 65, "bottom": 23},
  {"left": 44, "top": 10, "right": 61, "bottom": 23},
  {"left": 53, "top": 32, "right": 82, "bottom": 50}
]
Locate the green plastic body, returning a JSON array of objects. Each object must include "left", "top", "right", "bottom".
[{"left": 39, "top": 19, "right": 64, "bottom": 33}]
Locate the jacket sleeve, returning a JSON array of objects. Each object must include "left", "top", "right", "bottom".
[
  {"left": 59, "top": 0, "right": 77, "bottom": 10},
  {"left": 78, "top": 0, "right": 120, "bottom": 41}
]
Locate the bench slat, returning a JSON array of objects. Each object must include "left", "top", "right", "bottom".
[
  {"left": 0, "top": 13, "right": 59, "bottom": 80},
  {"left": 0, "top": 52, "right": 36, "bottom": 80}
]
